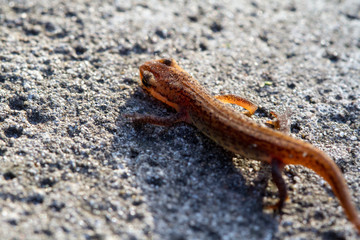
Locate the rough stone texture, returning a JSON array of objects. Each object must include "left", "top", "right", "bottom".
[{"left": 0, "top": 0, "right": 359, "bottom": 239}]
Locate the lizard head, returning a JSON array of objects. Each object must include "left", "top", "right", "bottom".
[{"left": 139, "top": 58, "right": 192, "bottom": 111}]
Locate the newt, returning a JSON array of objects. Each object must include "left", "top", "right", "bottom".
[{"left": 125, "top": 58, "right": 360, "bottom": 233}]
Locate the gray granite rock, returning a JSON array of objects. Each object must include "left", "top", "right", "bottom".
[{"left": 0, "top": 0, "right": 359, "bottom": 239}]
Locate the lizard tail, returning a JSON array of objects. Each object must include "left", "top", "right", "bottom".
[{"left": 284, "top": 148, "right": 360, "bottom": 233}]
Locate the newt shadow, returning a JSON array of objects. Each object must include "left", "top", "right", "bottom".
[{"left": 113, "top": 89, "right": 278, "bottom": 239}]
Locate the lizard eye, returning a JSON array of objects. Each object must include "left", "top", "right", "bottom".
[
  {"left": 141, "top": 71, "right": 155, "bottom": 88},
  {"left": 162, "top": 58, "right": 174, "bottom": 66}
]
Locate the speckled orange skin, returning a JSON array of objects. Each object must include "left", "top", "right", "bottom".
[{"left": 137, "top": 58, "right": 360, "bottom": 233}]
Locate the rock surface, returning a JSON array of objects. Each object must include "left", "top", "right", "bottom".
[{"left": 0, "top": 0, "right": 360, "bottom": 239}]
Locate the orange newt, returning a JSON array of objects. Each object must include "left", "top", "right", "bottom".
[{"left": 126, "top": 58, "right": 360, "bottom": 233}]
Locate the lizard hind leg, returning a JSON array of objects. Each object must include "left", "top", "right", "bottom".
[
  {"left": 266, "top": 158, "right": 288, "bottom": 214},
  {"left": 265, "top": 109, "right": 291, "bottom": 133},
  {"left": 215, "top": 94, "right": 258, "bottom": 116}
]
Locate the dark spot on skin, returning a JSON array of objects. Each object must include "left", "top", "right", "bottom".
[{"left": 162, "top": 59, "right": 173, "bottom": 66}]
